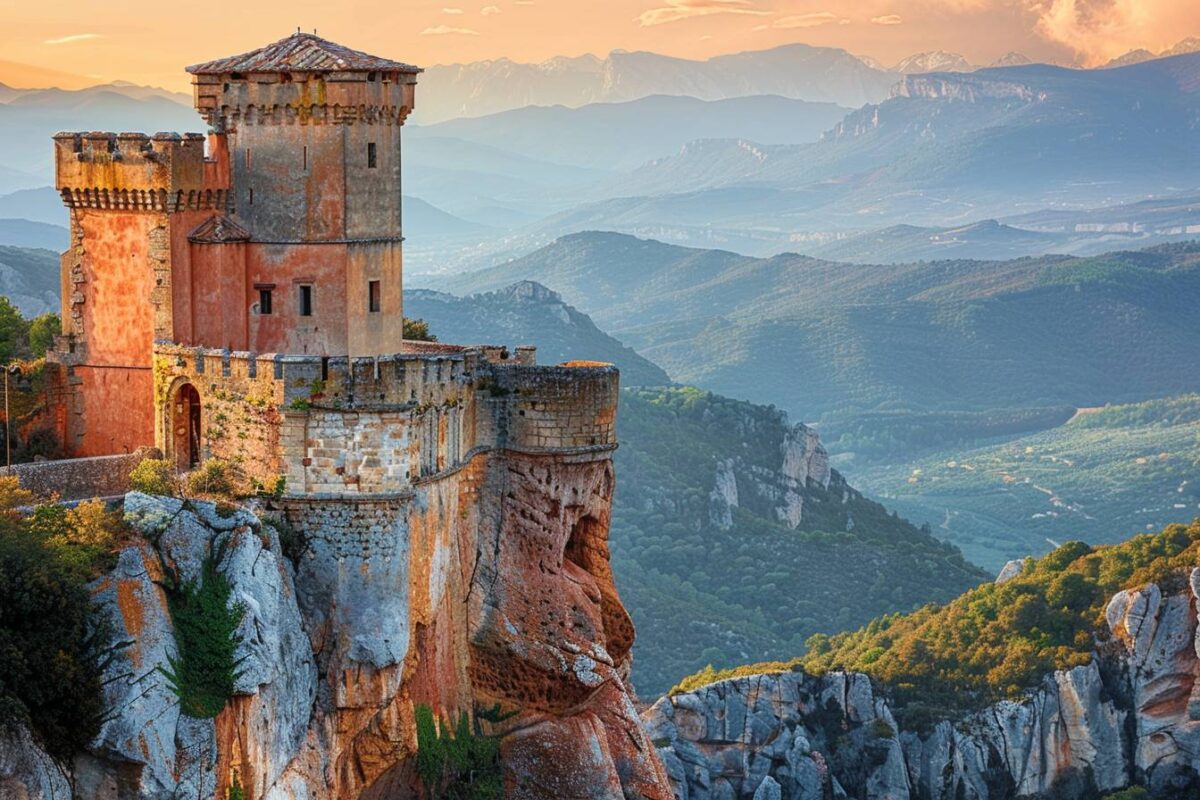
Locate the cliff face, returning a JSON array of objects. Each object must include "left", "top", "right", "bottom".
[
  {"left": 1, "top": 456, "right": 671, "bottom": 799},
  {"left": 643, "top": 570, "right": 1200, "bottom": 800}
]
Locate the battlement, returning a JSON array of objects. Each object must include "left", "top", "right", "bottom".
[
  {"left": 151, "top": 342, "right": 617, "bottom": 495},
  {"left": 54, "top": 131, "right": 216, "bottom": 204}
]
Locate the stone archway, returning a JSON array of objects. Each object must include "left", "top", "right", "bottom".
[{"left": 171, "top": 383, "right": 202, "bottom": 469}]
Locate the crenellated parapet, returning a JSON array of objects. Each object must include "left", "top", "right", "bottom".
[{"left": 54, "top": 131, "right": 217, "bottom": 201}]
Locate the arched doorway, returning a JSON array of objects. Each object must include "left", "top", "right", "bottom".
[{"left": 172, "top": 383, "right": 202, "bottom": 469}]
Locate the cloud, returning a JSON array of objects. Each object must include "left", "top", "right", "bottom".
[
  {"left": 637, "top": 0, "right": 771, "bottom": 27},
  {"left": 514, "top": 0, "right": 535, "bottom": 4},
  {"left": 442, "top": 7, "right": 463, "bottom": 13},
  {"left": 871, "top": 14, "right": 903, "bottom": 25},
  {"left": 420, "top": 25, "right": 481, "bottom": 35},
  {"left": 481, "top": 5, "right": 502, "bottom": 14},
  {"left": 44, "top": 33, "right": 101, "bottom": 45},
  {"left": 1028, "top": 0, "right": 1195, "bottom": 65},
  {"left": 774, "top": 12, "right": 844, "bottom": 28}
]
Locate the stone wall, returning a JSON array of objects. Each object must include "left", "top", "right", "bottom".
[
  {"left": 152, "top": 344, "right": 618, "bottom": 495},
  {"left": 0, "top": 446, "right": 161, "bottom": 500}
]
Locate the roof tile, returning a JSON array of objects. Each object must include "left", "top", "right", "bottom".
[{"left": 187, "top": 32, "right": 421, "bottom": 75}]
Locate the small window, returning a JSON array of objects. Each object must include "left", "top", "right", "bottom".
[
  {"left": 258, "top": 289, "right": 273, "bottom": 315},
  {"left": 248, "top": 188, "right": 254, "bottom": 206},
  {"left": 368, "top": 280, "right": 381, "bottom": 313},
  {"left": 302, "top": 146, "right": 308, "bottom": 171},
  {"left": 299, "top": 285, "right": 313, "bottom": 317},
  {"left": 367, "top": 71, "right": 377, "bottom": 82},
  {"left": 367, "top": 142, "right": 377, "bottom": 168},
  {"left": 245, "top": 148, "right": 251, "bottom": 169}
]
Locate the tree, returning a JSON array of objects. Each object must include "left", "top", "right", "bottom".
[
  {"left": 0, "top": 297, "right": 28, "bottom": 363},
  {"left": 404, "top": 318, "right": 437, "bottom": 342},
  {"left": 27, "top": 313, "right": 60, "bottom": 358}
]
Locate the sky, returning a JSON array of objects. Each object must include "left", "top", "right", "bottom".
[{"left": 0, "top": 0, "right": 1197, "bottom": 90}]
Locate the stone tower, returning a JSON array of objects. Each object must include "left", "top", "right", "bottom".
[
  {"left": 51, "top": 33, "right": 421, "bottom": 456},
  {"left": 188, "top": 34, "right": 419, "bottom": 357}
]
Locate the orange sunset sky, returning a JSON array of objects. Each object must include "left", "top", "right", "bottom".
[{"left": 1, "top": 0, "right": 1197, "bottom": 90}]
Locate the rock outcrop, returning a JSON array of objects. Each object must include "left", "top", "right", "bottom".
[
  {"left": 9, "top": 464, "right": 671, "bottom": 799},
  {"left": 644, "top": 570, "right": 1200, "bottom": 799}
]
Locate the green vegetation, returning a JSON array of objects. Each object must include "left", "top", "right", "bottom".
[
  {"left": 674, "top": 521, "right": 1200, "bottom": 731},
  {"left": 852, "top": 394, "right": 1200, "bottom": 570},
  {"left": 0, "top": 478, "right": 118, "bottom": 763},
  {"left": 403, "top": 317, "right": 437, "bottom": 342},
  {"left": 129, "top": 458, "right": 178, "bottom": 497},
  {"left": 415, "top": 704, "right": 505, "bottom": 800},
  {"left": 160, "top": 551, "right": 246, "bottom": 718},
  {"left": 823, "top": 406, "right": 1075, "bottom": 465},
  {"left": 0, "top": 297, "right": 58, "bottom": 362},
  {"left": 612, "top": 387, "right": 987, "bottom": 695},
  {"left": 185, "top": 458, "right": 240, "bottom": 499}
]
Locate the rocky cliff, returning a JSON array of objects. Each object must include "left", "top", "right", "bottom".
[
  {"left": 643, "top": 571, "right": 1200, "bottom": 799},
  {"left": 1, "top": 473, "right": 672, "bottom": 798}
]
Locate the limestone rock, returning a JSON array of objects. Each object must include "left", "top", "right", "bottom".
[
  {"left": 0, "top": 727, "right": 71, "bottom": 800},
  {"left": 646, "top": 577, "right": 1200, "bottom": 800},
  {"left": 709, "top": 458, "right": 738, "bottom": 529}
]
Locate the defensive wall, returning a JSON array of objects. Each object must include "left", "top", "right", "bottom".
[
  {"left": 0, "top": 447, "right": 162, "bottom": 501},
  {"left": 152, "top": 342, "right": 619, "bottom": 497}
]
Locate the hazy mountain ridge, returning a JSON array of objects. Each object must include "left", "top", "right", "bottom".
[
  {"left": 431, "top": 233, "right": 1200, "bottom": 424},
  {"left": 416, "top": 43, "right": 898, "bottom": 123}
]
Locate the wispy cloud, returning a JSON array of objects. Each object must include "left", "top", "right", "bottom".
[
  {"left": 421, "top": 24, "right": 481, "bottom": 35},
  {"left": 44, "top": 33, "right": 101, "bottom": 45},
  {"left": 774, "top": 12, "right": 844, "bottom": 28},
  {"left": 481, "top": 5, "right": 502, "bottom": 14},
  {"left": 871, "top": 14, "right": 902, "bottom": 25},
  {"left": 442, "top": 7, "right": 463, "bottom": 13},
  {"left": 637, "top": 0, "right": 770, "bottom": 27}
]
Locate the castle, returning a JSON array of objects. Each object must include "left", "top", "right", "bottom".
[
  {"left": 47, "top": 31, "right": 617, "bottom": 489},
  {"left": 35, "top": 33, "right": 671, "bottom": 798}
]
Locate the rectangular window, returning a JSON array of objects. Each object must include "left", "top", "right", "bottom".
[
  {"left": 299, "top": 285, "right": 313, "bottom": 317},
  {"left": 245, "top": 148, "right": 251, "bottom": 169},
  {"left": 368, "top": 280, "right": 381, "bottom": 313},
  {"left": 258, "top": 288, "right": 272, "bottom": 315},
  {"left": 248, "top": 188, "right": 254, "bottom": 206},
  {"left": 367, "top": 142, "right": 377, "bottom": 169},
  {"left": 302, "top": 146, "right": 308, "bottom": 171}
]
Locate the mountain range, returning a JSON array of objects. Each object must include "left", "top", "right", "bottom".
[
  {"left": 429, "top": 232, "right": 1200, "bottom": 425},
  {"left": 415, "top": 44, "right": 896, "bottom": 123}
]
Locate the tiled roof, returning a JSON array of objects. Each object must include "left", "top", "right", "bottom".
[
  {"left": 188, "top": 215, "right": 251, "bottom": 244},
  {"left": 187, "top": 32, "right": 421, "bottom": 75}
]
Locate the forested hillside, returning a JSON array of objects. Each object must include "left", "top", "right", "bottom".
[
  {"left": 612, "top": 388, "right": 986, "bottom": 694},
  {"left": 675, "top": 520, "right": 1200, "bottom": 729}
]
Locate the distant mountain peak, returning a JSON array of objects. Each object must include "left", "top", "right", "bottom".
[
  {"left": 491, "top": 280, "right": 564, "bottom": 304},
  {"left": 991, "top": 52, "right": 1033, "bottom": 67},
  {"left": 893, "top": 50, "right": 975, "bottom": 74},
  {"left": 1104, "top": 48, "right": 1157, "bottom": 68}
]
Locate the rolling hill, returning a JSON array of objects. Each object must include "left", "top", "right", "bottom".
[
  {"left": 0, "top": 245, "right": 61, "bottom": 317},
  {"left": 430, "top": 233, "right": 1200, "bottom": 424},
  {"left": 850, "top": 395, "right": 1200, "bottom": 570},
  {"left": 403, "top": 281, "right": 670, "bottom": 387}
]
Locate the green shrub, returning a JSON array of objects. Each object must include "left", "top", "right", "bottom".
[
  {"left": 0, "top": 515, "right": 111, "bottom": 763},
  {"left": 160, "top": 551, "right": 246, "bottom": 718},
  {"left": 403, "top": 318, "right": 437, "bottom": 342},
  {"left": 185, "top": 459, "right": 240, "bottom": 499},
  {"left": 129, "top": 458, "right": 177, "bottom": 496},
  {"left": 27, "top": 498, "right": 126, "bottom": 579},
  {"left": 415, "top": 704, "right": 505, "bottom": 799}
]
